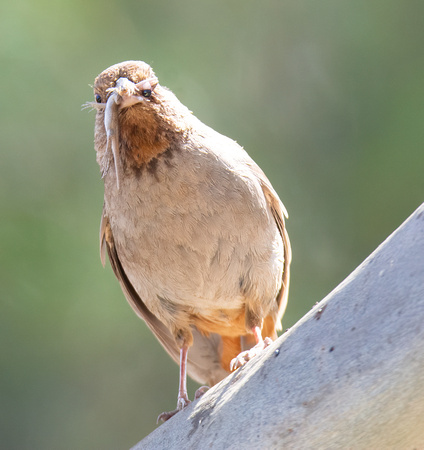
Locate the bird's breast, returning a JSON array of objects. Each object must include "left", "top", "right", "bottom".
[{"left": 103, "top": 137, "right": 284, "bottom": 328}]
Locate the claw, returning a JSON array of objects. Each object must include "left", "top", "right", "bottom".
[
  {"left": 194, "top": 386, "right": 209, "bottom": 399},
  {"left": 157, "top": 394, "right": 191, "bottom": 423},
  {"left": 230, "top": 330, "right": 273, "bottom": 371}
]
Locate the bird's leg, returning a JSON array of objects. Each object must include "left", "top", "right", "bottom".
[
  {"left": 176, "top": 344, "right": 190, "bottom": 409},
  {"left": 157, "top": 344, "right": 191, "bottom": 423},
  {"left": 230, "top": 326, "right": 273, "bottom": 371}
]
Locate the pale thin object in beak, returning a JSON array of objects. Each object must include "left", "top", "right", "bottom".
[{"left": 104, "top": 91, "right": 122, "bottom": 190}]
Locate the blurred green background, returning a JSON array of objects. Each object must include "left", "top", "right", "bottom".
[{"left": 1, "top": 0, "right": 423, "bottom": 448}]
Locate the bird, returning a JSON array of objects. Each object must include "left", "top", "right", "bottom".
[{"left": 86, "top": 60, "right": 291, "bottom": 422}]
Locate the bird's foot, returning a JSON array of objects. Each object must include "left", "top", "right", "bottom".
[
  {"left": 194, "top": 386, "right": 209, "bottom": 399},
  {"left": 230, "top": 337, "right": 273, "bottom": 371},
  {"left": 157, "top": 393, "right": 191, "bottom": 423}
]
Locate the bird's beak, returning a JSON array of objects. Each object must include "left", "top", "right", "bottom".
[
  {"left": 110, "top": 78, "right": 143, "bottom": 109},
  {"left": 107, "top": 76, "right": 158, "bottom": 108}
]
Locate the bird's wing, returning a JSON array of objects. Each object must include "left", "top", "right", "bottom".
[
  {"left": 100, "top": 206, "right": 229, "bottom": 385},
  {"left": 248, "top": 164, "right": 292, "bottom": 330},
  {"left": 100, "top": 207, "right": 180, "bottom": 357}
]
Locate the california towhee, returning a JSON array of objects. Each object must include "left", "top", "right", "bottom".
[{"left": 86, "top": 61, "right": 291, "bottom": 422}]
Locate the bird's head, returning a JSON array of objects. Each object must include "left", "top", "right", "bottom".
[
  {"left": 86, "top": 61, "right": 186, "bottom": 189},
  {"left": 92, "top": 60, "right": 159, "bottom": 110}
]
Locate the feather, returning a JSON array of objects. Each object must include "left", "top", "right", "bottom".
[{"left": 100, "top": 207, "right": 229, "bottom": 385}]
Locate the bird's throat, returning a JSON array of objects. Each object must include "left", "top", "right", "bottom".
[{"left": 119, "top": 105, "right": 171, "bottom": 168}]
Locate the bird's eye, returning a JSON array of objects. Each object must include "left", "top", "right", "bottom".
[
  {"left": 142, "top": 89, "right": 152, "bottom": 98},
  {"left": 95, "top": 94, "right": 102, "bottom": 103}
]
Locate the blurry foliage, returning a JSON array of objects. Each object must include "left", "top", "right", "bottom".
[{"left": 1, "top": 0, "right": 423, "bottom": 448}]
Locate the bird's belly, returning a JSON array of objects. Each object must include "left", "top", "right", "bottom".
[
  {"left": 190, "top": 307, "right": 248, "bottom": 337},
  {"left": 105, "top": 151, "right": 284, "bottom": 328}
]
